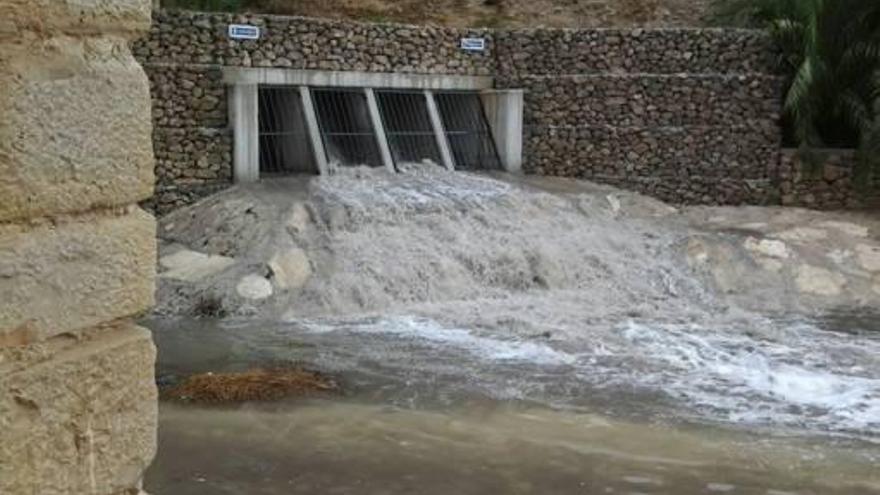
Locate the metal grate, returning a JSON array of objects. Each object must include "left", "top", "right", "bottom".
[
  {"left": 434, "top": 92, "right": 502, "bottom": 170},
  {"left": 311, "top": 88, "right": 384, "bottom": 168},
  {"left": 376, "top": 90, "right": 443, "bottom": 169},
  {"left": 258, "top": 86, "right": 317, "bottom": 175}
]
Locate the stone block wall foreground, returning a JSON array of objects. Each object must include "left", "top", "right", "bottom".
[{"left": 0, "top": 1, "right": 158, "bottom": 494}]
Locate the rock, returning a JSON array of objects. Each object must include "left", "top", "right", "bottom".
[
  {"left": 774, "top": 227, "right": 827, "bottom": 243},
  {"left": 286, "top": 203, "right": 312, "bottom": 235},
  {"left": 159, "top": 249, "right": 236, "bottom": 282},
  {"left": 268, "top": 248, "right": 312, "bottom": 290},
  {"left": 795, "top": 265, "right": 846, "bottom": 296},
  {"left": 818, "top": 221, "right": 869, "bottom": 238},
  {"left": 236, "top": 274, "right": 274, "bottom": 300},
  {"left": 743, "top": 237, "right": 789, "bottom": 259},
  {"left": 0, "top": 209, "right": 155, "bottom": 343},
  {"left": 854, "top": 244, "right": 880, "bottom": 272},
  {"left": 0, "top": 325, "right": 157, "bottom": 495},
  {"left": 0, "top": 37, "right": 154, "bottom": 222}
]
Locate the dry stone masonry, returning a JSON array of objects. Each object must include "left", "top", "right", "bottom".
[
  {"left": 135, "top": 10, "right": 869, "bottom": 211},
  {"left": 494, "top": 28, "right": 783, "bottom": 204},
  {"left": 0, "top": 0, "right": 158, "bottom": 493},
  {"left": 779, "top": 150, "right": 880, "bottom": 210}
]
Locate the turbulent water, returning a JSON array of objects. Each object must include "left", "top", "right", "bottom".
[{"left": 149, "top": 166, "right": 880, "bottom": 493}]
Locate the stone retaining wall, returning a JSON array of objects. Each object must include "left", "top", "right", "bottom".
[
  {"left": 780, "top": 150, "right": 880, "bottom": 210},
  {"left": 1, "top": 0, "right": 158, "bottom": 493},
  {"left": 495, "top": 27, "right": 783, "bottom": 205},
  {"left": 135, "top": 9, "right": 787, "bottom": 210}
]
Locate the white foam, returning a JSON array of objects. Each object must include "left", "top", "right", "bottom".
[
  {"left": 619, "top": 322, "right": 880, "bottom": 432},
  {"left": 303, "top": 316, "right": 576, "bottom": 367}
]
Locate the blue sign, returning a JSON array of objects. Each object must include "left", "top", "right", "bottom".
[
  {"left": 460, "top": 38, "right": 486, "bottom": 52},
  {"left": 228, "top": 24, "right": 261, "bottom": 40}
]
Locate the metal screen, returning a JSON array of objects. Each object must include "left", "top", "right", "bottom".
[
  {"left": 258, "top": 86, "right": 317, "bottom": 175},
  {"left": 311, "top": 88, "right": 384, "bottom": 168},
  {"left": 376, "top": 91, "right": 443, "bottom": 169},
  {"left": 434, "top": 92, "right": 502, "bottom": 170}
]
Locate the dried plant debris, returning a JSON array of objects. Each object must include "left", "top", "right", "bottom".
[{"left": 162, "top": 368, "right": 339, "bottom": 404}]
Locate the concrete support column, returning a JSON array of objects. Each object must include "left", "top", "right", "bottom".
[
  {"left": 424, "top": 90, "right": 456, "bottom": 171},
  {"left": 230, "top": 83, "right": 260, "bottom": 182},
  {"left": 364, "top": 88, "right": 396, "bottom": 173},
  {"left": 481, "top": 89, "right": 524, "bottom": 173},
  {"left": 299, "top": 86, "right": 330, "bottom": 175}
]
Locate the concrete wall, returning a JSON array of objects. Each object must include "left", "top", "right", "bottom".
[
  {"left": 0, "top": 1, "right": 158, "bottom": 493},
  {"left": 135, "top": 10, "right": 788, "bottom": 211}
]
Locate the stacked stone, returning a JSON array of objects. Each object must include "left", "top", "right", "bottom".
[
  {"left": 132, "top": 10, "right": 496, "bottom": 211},
  {"left": 135, "top": 10, "right": 790, "bottom": 209},
  {"left": 0, "top": 1, "right": 157, "bottom": 493},
  {"left": 496, "top": 27, "right": 783, "bottom": 205},
  {"left": 494, "top": 28, "right": 777, "bottom": 75},
  {"left": 134, "top": 10, "right": 495, "bottom": 75},
  {"left": 779, "top": 150, "right": 880, "bottom": 210}
]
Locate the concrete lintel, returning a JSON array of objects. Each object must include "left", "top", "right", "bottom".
[
  {"left": 230, "top": 83, "right": 259, "bottom": 182},
  {"left": 481, "top": 89, "right": 524, "bottom": 173},
  {"left": 223, "top": 67, "right": 494, "bottom": 91},
  {"left": 299, "top": 86, "right": 330, "bottom": 175},
  {"left": 364, "top": 88, "right": 396, "bottom": 173},
  {"left": 424, "top": 90, "right": 455, "bottom": 171}
]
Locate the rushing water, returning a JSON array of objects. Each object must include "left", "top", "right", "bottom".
[
  {"left": 145, "top": 315, "right": 880, "bottom": 494},
  {"left": 148, "top": 168, "right": 880, "bottom": 493}
]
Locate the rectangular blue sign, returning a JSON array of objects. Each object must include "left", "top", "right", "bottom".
[{"left": 228, "top": 24, "right": 261, "bottom": 40}]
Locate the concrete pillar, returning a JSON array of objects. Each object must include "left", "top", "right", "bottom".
[
  {"left": 230, "top": 83, "right": 260, "bottom": 182},
  {"left": 481, "top": 89, "right": 524, "bottom": 173},
  {"left": 365, "top": 88, "right": 397, "bottom": 173},
  {"left": 299, "top": 86, "right": 331, "bottom": 175},
  {"left": 425, "top": 91, "right": 456, "bottom": 171},
  {"left": 0, "top": 0, "right": 158, "bottom": 493}
]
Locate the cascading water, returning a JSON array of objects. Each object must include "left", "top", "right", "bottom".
[{"left": 148, "top": 165, "right": 880, "bottom": 493}]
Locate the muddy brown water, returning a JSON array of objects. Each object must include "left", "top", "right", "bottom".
[{"left": 144, "top": 317, "right": 880, "bottom": 495}]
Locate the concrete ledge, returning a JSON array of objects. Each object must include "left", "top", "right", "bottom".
[
  {"left": 223, "top": 67, "right": 494, "bottom": 90},
  {"left": 0, "top": 209, "right": 156, "bottom": 345},
  {"left": 0, "top": 36, "right": 154, "bottom": 222},
  {"left": 0, "top": 324, "right": 157, "bottom": 495},
  {"left": 0, "top": 0, "right": 151, "bottom": 39}
]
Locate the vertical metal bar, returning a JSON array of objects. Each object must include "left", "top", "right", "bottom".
[
  {"left": 299, "top": 86, "right": 330, "bottom": 175},
  {"left": 231, "top": 83, "right": 259, "bottom": 182},
  {"left": 365, "top": 88, "right": 396, "bottom": 173},
  {"left": 425, "top": 90, "right": 455, "bottom": 171}
]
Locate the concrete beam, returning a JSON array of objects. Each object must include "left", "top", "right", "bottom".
[
  {"left": 299, "top": 86, "right": 330, "bottom": 175},
  {"left": 230, "top": 83, "right": 260, "bottom": 182},
  {"left": 424, "top": 91, "right": 456, "bottom": 171},
  {"left": 223, "top": 67, "right": 493, "bottom": 91},
  {"left": 364, "top": 88, "right": 396, "bottom": 173},
  {"left": 481, "top": 89, "right": 524, "bottom": 173}
]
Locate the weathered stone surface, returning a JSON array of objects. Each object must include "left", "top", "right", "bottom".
[
  {"left": 855, "top": 244, "right": 880, "bottom": 272},
  {"left": 795, "top": 264, "right": 846, "bottom": 296},
  {"left": 0, "top": 0, "right": 151, "bottom": 39},
  {"left": 159, "top": 248, "right": 236, "bottom": 282},
  {"left": 0, "top": 324, "right": 157, "bottom": 495},
  {"left": 744, "top": 237, "right": 790, "bottom": 259},
  {"left": 237, "top": 274, "right": 274, "bottom": 300},
  {"left": 269, "top": 248, "right": 312, "bottom": 290},
  {"left": 0, "top": 209, "right": 156, "bottom": 344},
  {"left": 0, "top": 36, "right": 154, "bottom": 222}
]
